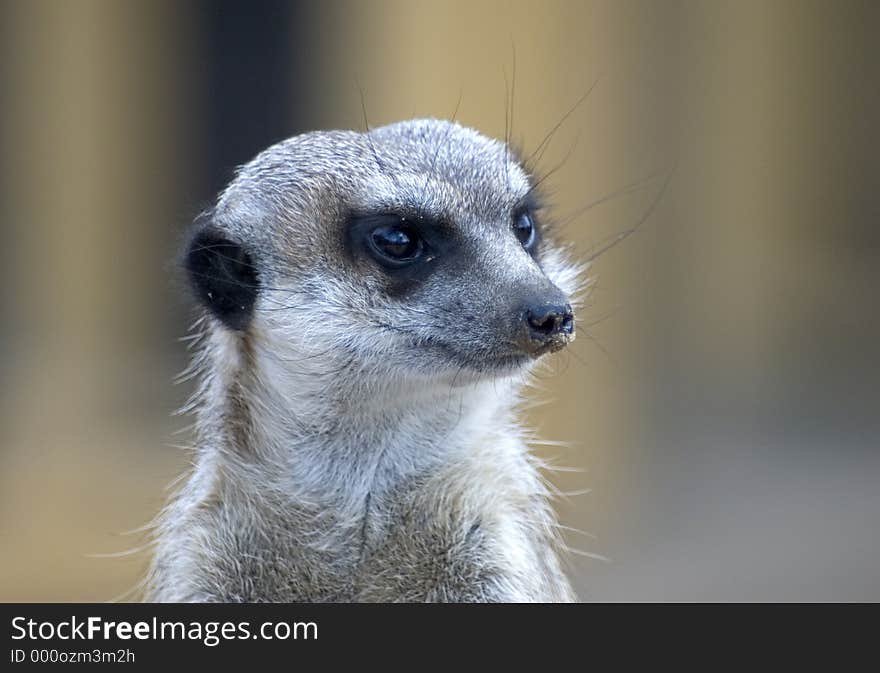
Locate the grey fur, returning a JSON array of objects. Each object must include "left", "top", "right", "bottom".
[{"left": 147, "top": 119, "right": 585, "bottom": 602}]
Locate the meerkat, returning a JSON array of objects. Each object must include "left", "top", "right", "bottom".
[{"left": 146, "top": 118, "right": 585, "bottom": 602}]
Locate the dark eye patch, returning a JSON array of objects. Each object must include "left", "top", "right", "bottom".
[{"left": 345, "top": 212, "right": 458, "bottom": 297}]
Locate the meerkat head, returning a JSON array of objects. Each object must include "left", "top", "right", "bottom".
[{"left": 185, "top": 119, "right": 581, "bottom": 390}]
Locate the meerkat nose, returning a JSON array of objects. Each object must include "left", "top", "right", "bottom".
[
  {"left": 518, "top": 300, "right": 576, "bottom": 356},
  {"left": 527, "top": 303, "right": 574, "bottom": 336}
]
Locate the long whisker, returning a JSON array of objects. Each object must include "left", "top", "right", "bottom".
[
  {"left": 583, "top": 162, "right": 676, "bottom": 264},
  {"left": 422, "top": 89, "right": 464, "bottom": 196},
  {"left": 523, "top": 76, "right": 600, "bottom": 171},
  {"left": 559, "top": 170, "right": 667, "bottom": 230},
  {"left": 358, "top": 83, "right": 399, "bottom": 190},
  {"left": 520, "top": 129, "right": 582, "bottom": 204}
]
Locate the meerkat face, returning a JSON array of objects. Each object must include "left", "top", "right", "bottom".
[{"left": 185, "top": 119, "right": 581, "bottom": 385}]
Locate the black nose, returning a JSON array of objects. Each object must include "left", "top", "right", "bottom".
[
  {"left": 526, "top": 303, "right": 574, "bottom": 337},
  {"left": 520, "top": 302, "right": 575, "bottom": 355}
]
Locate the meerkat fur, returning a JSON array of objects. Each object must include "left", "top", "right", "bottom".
[{"left": 147, "top": 119, "right": 587, "bottom": 602}]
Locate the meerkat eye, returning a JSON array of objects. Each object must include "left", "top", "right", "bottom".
[
  {"left": 513, "top": 210, "right": 536, "bottom": 249},
  {"left": 369, "top": 221, "right": 425, "bottom": 265}
]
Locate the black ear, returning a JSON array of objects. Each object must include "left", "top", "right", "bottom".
[{"left": 185, "top": 227, "right": 259, "bottom": 331}]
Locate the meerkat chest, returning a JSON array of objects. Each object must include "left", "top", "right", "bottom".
[{"left": 192, "top": 476, "right": 562, "bottom": 602}]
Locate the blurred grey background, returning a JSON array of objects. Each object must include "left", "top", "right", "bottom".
[{"left": 0, "top": 0, "right": 877, "bottom": 601}]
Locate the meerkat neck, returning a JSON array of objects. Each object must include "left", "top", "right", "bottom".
[{"left": 195, "top": 328, "right": 522, "bottom": 505}]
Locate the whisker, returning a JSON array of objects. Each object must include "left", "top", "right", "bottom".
[
  {"left": 358, "top": 83, "right": 399, "bottom": 190},
  {"left": 583, "top": 162, "right": 676, "bottom": 264},
  {"left": 422, "top": 89, "right": 464, "bottom": 195},
  {"left": 561, "top": 545, "right": 612, "bottom": 563},
  {"left": 559, "top": 170, "right": 667, "bottom": 230},
  {"left": 523, "top": 76, "right": 600, "bottom": 171}
]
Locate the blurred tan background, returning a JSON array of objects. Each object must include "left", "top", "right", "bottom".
[{"left": 1, "top": 0, "right": 877, "bottom": 601}]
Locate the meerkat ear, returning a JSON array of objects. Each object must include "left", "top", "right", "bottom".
[{"left": 185, "top": 226, "right": 259, "bottom": 331}]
